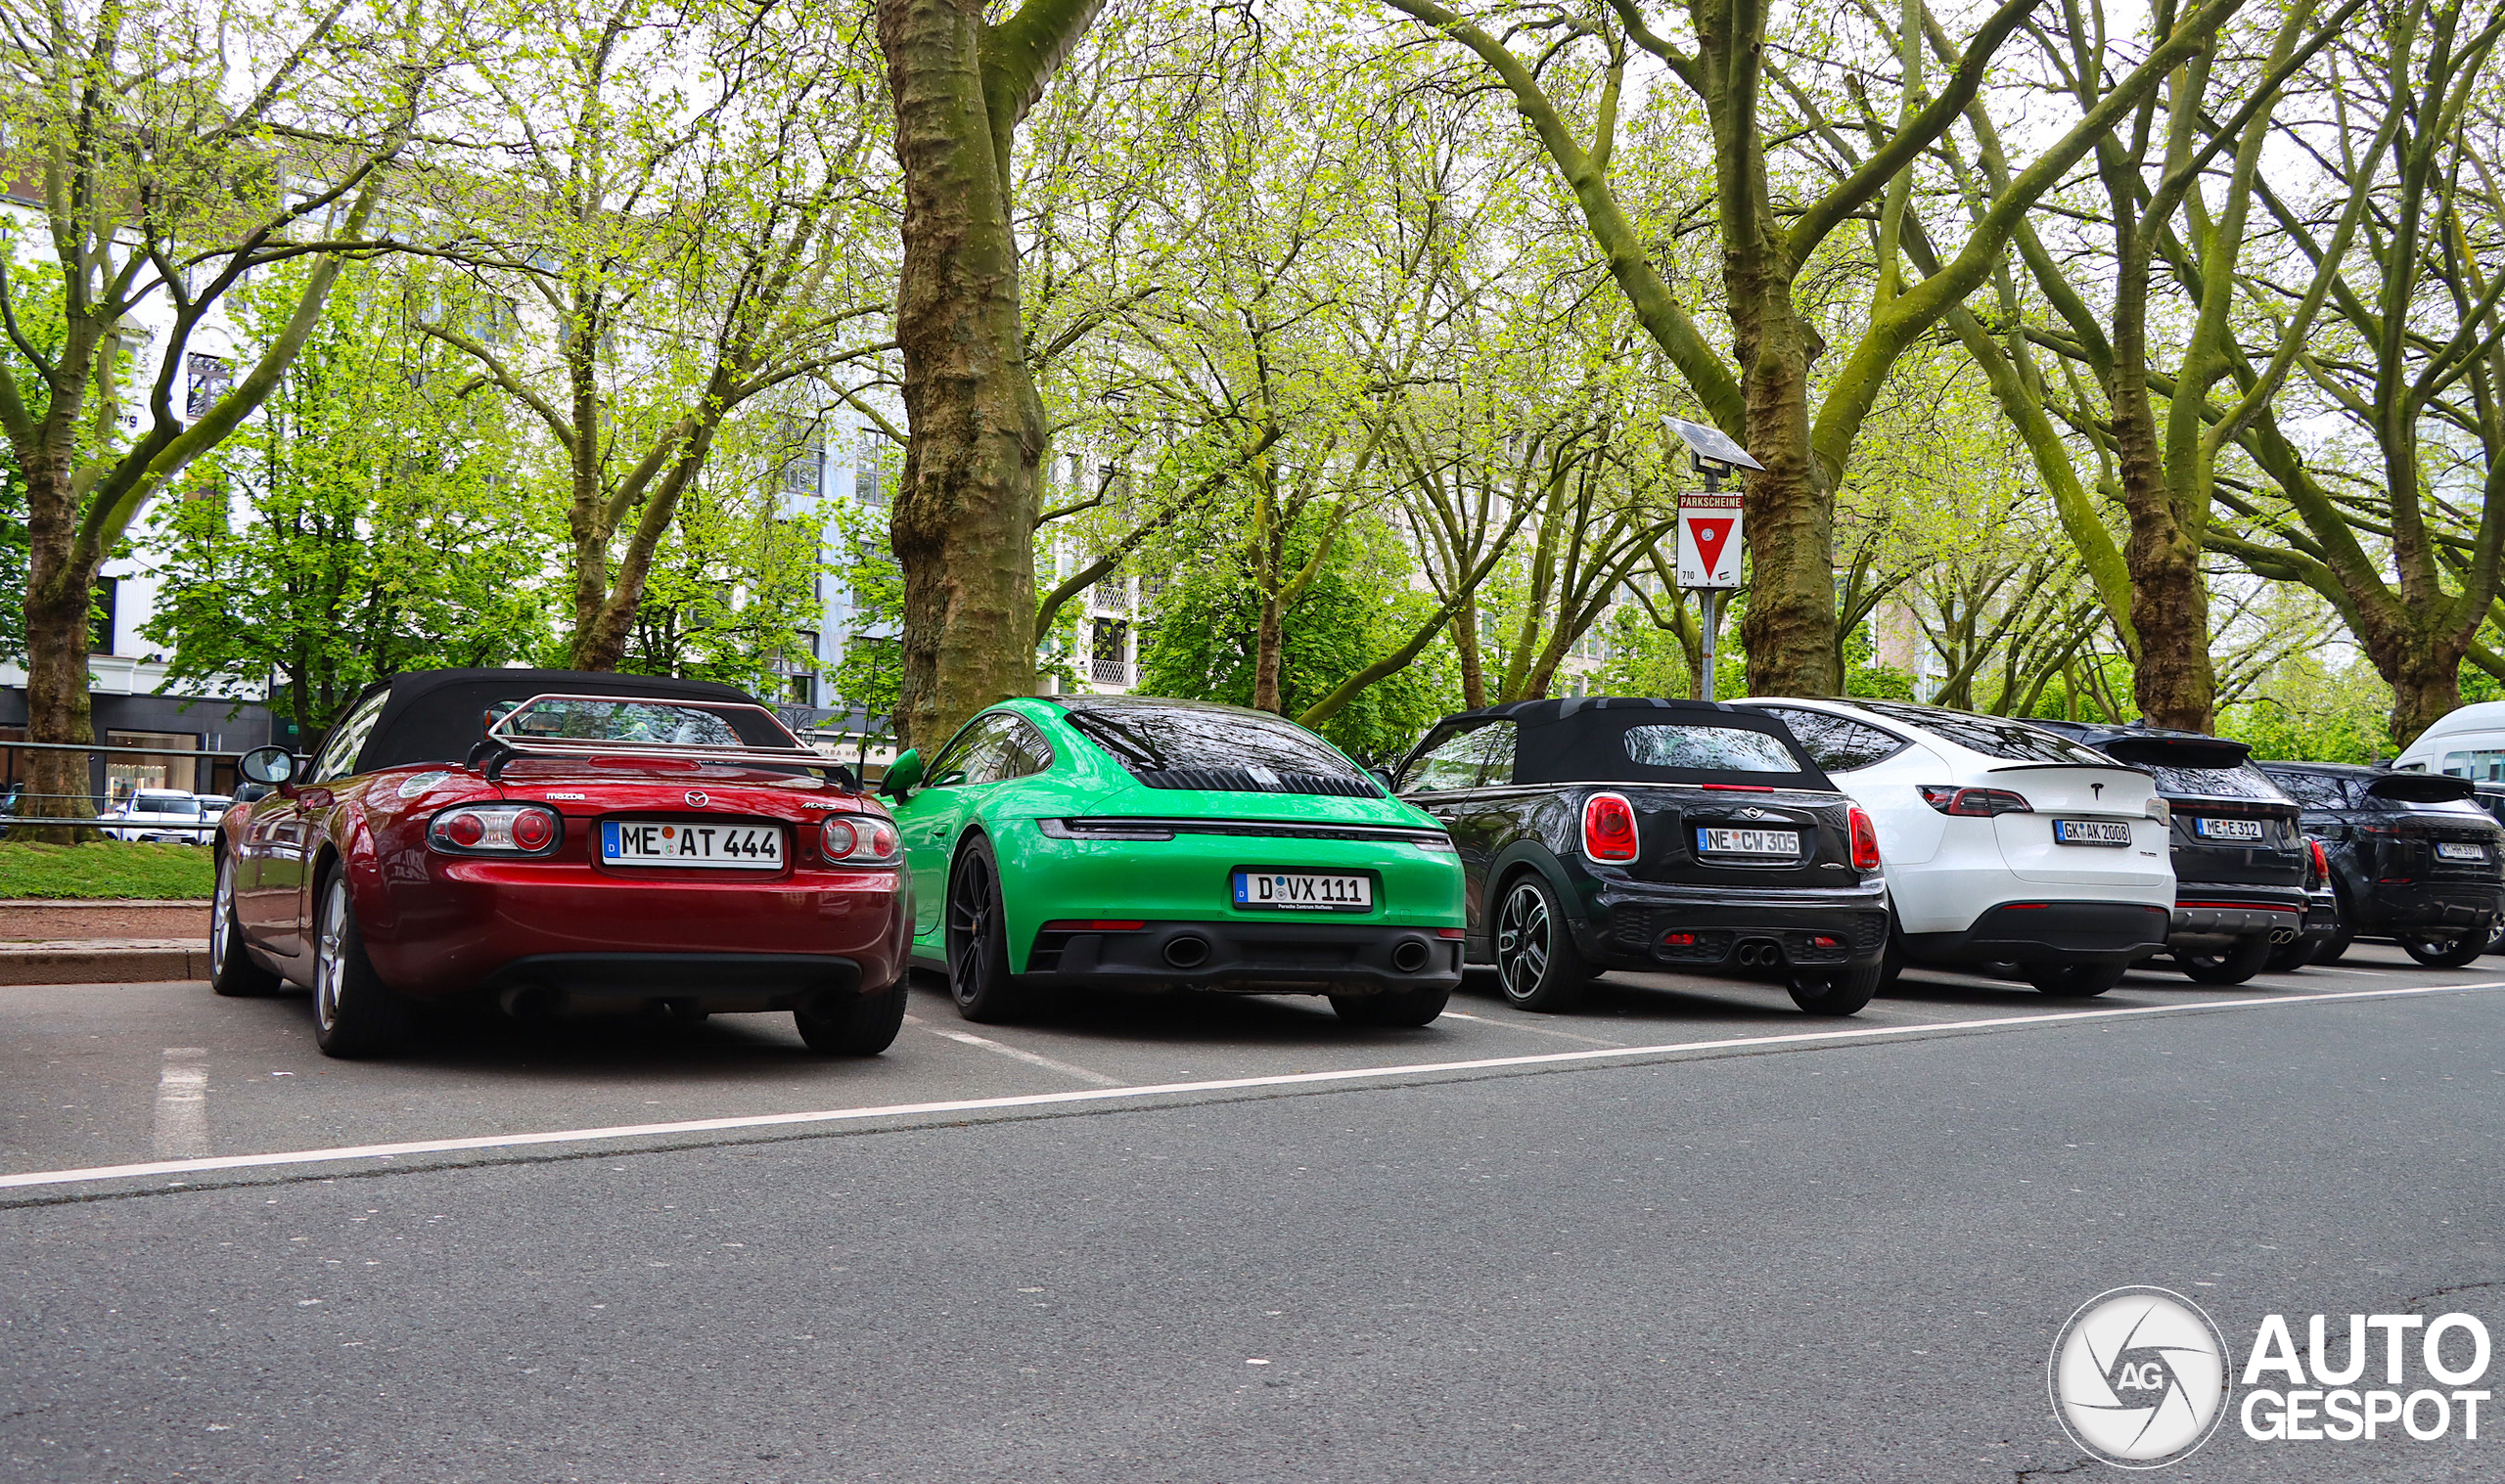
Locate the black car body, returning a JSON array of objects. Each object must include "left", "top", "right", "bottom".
[
  {"left": 2032, "top": 723, "right": 2307, "bottom": 983},
  {"left": 1394, "top": 697, "right": 1890, "bottom": 1015},
  {"left": 2256, "top": 762, "right": 2505, "bottom": 966}
]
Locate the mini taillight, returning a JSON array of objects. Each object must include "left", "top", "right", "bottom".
[
  {"left": 428, "top": 803, "right": 562, "bottom": 856},
  {"left": 1848, "top": 806, "right": 1883, "bottom": 871},
  {"left": 1582, "top": 791, "right": 1640, "bottom": 863},
  {"left": 822, "top": 813, "right": 899, "bottom": 864},
  {"left": 1919, "top": 786, "right": 2031, "bottom": 817},
  {"left": 1662, "top": 931, "right": 1697, "bottom": 946}
]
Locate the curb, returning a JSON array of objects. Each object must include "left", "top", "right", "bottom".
[{"left": 0, "top": 942, "right": 210, "bottom": 986}]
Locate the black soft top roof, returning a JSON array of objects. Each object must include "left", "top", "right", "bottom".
[
  {"left": 1433, "top": 697, "right": 1835, "bottom": 788},
  {"left": 341, "top": 668, "right": 777, "bottom": 773}
]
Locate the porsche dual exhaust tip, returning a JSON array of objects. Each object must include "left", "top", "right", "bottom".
[
  {"left": 1162, "top": 935, "right": 1211, "bottom": 968},
  {"left": 1389, "top": 938, "right": 1432, "bottom": 973}
]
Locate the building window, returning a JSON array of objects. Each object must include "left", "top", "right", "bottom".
[
  {"left": 185, "top": 354, "right": 232, "bottom": 419},
  {"left": 90, "top": 576, "right": 117, "bottom": 654},
  {"left": 1091, "top": 617, "right": 1129, "bottom": 685}
]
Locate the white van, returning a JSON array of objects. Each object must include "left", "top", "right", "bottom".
[{"left": 2392, "top": 701, "right": 2505, "bottom": 780}]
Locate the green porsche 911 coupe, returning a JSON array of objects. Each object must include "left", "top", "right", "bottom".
[{"left": 880, "top": 695, "right": 1465, "bottom": 1026}]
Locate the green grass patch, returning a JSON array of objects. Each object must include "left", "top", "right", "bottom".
[{"left": 0, "top": 841, "right": 215, "bottom": 899}]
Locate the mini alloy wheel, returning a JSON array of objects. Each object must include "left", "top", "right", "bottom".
[{"left": 1491, "top": 875, "right": 1589, "bottom": 1012}]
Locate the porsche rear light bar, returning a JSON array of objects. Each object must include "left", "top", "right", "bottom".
[{"left": 478, "top": 694, "right": 855, "bottom": 784}]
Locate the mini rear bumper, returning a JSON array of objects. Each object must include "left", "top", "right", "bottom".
[
  {"left": 1902, "top": 900, "right": 2170, "bottom": 967},
  {"left": 1586, "top": 881, "right": 1890, "bottom": 974},
  {"left": 1015, "top": 920, "right": 1463, "bottom": 994}
]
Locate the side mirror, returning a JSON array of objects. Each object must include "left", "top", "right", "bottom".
[
  {"left": 238, "top": 745, "right": 298, "bottom": 787},
  {"left": 1369, "top": 767, "right": 1398, "bottom": 793},
  {"left": 880, "top": 748, "right": 923, "bottom": 799}
]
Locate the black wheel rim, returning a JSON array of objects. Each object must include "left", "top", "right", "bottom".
[
  {"left": 947, "top": 859, "right": 995, "bottom": 1003},
  {"left": 1495, "top": 883, "right": 1548, "bottom": 1002}
]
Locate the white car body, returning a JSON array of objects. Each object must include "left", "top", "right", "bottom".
[
  {"left": 1730, "top": 698, "right": 2175, "bottom": 970},
  {"left": 100, "top": 789, "right": 210, "bottom": 843},
  {"left": 2391, "top": 700, "right": 2505, "bottom": 782}
]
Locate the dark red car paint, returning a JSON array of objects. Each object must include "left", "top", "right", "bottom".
[{"left": 222, "top": 757, "right": 911, "bottom": 1002}]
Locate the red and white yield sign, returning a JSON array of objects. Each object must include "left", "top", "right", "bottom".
[{"left": 1676, "top": 489, "right": 1745, "bottom": 588}]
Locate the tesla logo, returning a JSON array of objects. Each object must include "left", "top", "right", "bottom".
[
  {"left": 2092, "top": 783, "right": 2106, "bottom": 799},
  {"left": 685, "top": 790, "right": 709, "bottom": 807}
]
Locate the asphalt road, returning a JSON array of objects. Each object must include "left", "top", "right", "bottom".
[{"left": 4, "top": 948, "right": 2502, "bottom": 1481}]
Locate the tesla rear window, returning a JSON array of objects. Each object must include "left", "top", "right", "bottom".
[
  {"left": 1623, "top": 725, "right": 1799, "bottom": 773},
  {"left": 1065, "top": 704, "right": 1372, "bottom": 785},
  {"left": 1856, "top": 702, "right": 2111, "bottom": 765}
]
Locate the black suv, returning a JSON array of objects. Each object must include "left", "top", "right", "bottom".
[
  {"left": 2033, "top": 723, "right": 2308, "bottom": 984},
  {"left": 2255, "top": 762, "right": 2505, "bottom": 967}
]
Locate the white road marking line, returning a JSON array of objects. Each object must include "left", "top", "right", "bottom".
[
  {"left": 11, "top": 977, "right": 2504, "bottom": 1194},
  {"left": 152, "top": 1049, "right": 209, "bottom": 1160},
  {"left": 2305, "top": 967, "right": 2398, "bottom": 978},
  {"left": 1441, "top": 1010, "right": 1625, "bottom": 1047},
  {"left": 901, "top": 1014, "right": 1122, "bottom": 1087}
]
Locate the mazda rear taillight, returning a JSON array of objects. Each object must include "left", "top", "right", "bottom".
[
  {"left": 1918, "top": 786, "right": 2031, "bottom": 816},
  {"left": 823, "top": 813, "right": 900, "bottom": 865},
  {"left": 1582, "top": 791, "right": 1640, "bottom": 863},
  {"left": 1848, "top": 806, "right": 1883, "bottom": 871},
  {"left": 428, "top": 803, "right": 563, "bottom": 856}
]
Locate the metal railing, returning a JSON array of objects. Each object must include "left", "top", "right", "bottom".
[
  {"left": 1089, "top": 657, "right": 1129, "bottom": 685},
  {"left": 0, "top": 738, "right": 266, "bottom": 842}
]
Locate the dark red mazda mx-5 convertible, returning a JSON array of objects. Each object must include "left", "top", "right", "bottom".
[{"left": 211, "top": 668, "right": 912, "bottom": 1059}]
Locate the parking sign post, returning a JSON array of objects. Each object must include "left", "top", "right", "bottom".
[{"left": 1662, "top": 417, "right": 1763, "bottom": 701}]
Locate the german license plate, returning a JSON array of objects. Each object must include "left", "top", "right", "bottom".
[
  {"left": 2193, "top": 817, "right": 2265, "bottom": 841},
  {"left": 2054, "top": 819, "right": 2133, "bottom": 846},
  {"left": 1233, "top": 871, "right": 1371, "bottom": 911},
  {"left": 601, "top": 819, "right": 784, "bottom": 869},
  {"left": 2437, "top": 841, "right": 2487, "bottom": 861},
  {"left": 1696, "top": 828, "right": 1799, "bottom": 856}
]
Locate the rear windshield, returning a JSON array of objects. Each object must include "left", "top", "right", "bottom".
[
  {"left": 2145, "top": 763, "right": 2288, "bottom": 801},
  {"left": 497, "top": 697, "right": 745, "bottom": 747},
  {"left": 1624, "top": 725, "right": 1798, "bottom": 773},
  {"left": 131, "top": 794, "right": 202, "bottom": 815},
  {"left": 2263, "top": 770, "right": 2355, "bottom": 810},
  {"left": 1855, "top": 702, "right": 2112, "bottom": 765},
  {"left": 1065, "top": 704, "right": 1374, "bottom": 787}
]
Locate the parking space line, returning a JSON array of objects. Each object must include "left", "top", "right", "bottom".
[
  {"left": 151, "top": 1049, "right": 209, "bottom": 1160},
  {"left": 902, "top": 1014, "right": 1123, "bottom": 1087},
  {"left": 1441, "top": 1010, "right": 1626, "bottom": 1046},
  {"left": 9, "top": 977, "right": 2502, "bottom": 1197}
]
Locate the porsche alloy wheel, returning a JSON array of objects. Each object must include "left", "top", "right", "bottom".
[
  {"left": 208, "top": 851, "right": 279, "bottom": 998},
  {"left": 1492, "top": 875, "right": 1588, "bottom": 1013},
  {"left": 945, "top": 839, "right": 1021, "bottom": 1022},
  {"left": 311, "top": 873, "right": 410, "bottom": 1058}
]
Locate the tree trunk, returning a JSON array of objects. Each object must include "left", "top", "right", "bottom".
[
  {"left": 1728, "top": 291, "right": 1838, "bottom": 697},
  {"left": 19, "top": 464, "right": 99, "bottom": 841},
  {"left": 878, "top": 0, "right": 1050, "bottom": 749},
  {"left": 1250, "top": 592, "right": 1286, "bottom": 714},
  {"left": 1452, "top": 597, "right": 1484, "bottom": 709},
  {"left": 2381, "top": 632, "right": 2465, "bottom": 750}
]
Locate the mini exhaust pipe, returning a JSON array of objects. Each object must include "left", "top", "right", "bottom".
[
  {"left": 1736, "top": 939, "right": 1782, "bottom": 967},
  {"left": 1389, "top": 938, "right": 1431, "bottom": 973},
  {"left": 1163, "top": 934, "right": 1211, "bottom": 968}
]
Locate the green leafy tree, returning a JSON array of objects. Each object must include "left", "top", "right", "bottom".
[{"left": 144, "top": 266, "right": 549, "bottom": 740}]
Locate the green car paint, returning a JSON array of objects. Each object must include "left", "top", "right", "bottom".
[{"left": 883, "top": 697, "right": 1464, "bottom": 977}]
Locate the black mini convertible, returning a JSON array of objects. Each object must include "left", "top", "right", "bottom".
[{"left": 1395, "top": 697, "right": 1890, "bottom": 1015}]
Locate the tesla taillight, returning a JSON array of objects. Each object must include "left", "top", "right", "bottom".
[
  {"left": 1582, "top": 791, "right": 1640, "bottom": 863},
  {"left": 428, "top": 803, "right": 562, "bottom": 856},
  {"left": 823, "top": 813, "right": 899, "bottom": 864},
  {"left": 1918, "top": 786, "right": 2031, "bottom": 816},
  {"left": 1848, "top": 806, "right": 1883, "bottom": 871}
]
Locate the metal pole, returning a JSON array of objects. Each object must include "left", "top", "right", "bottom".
[{"left": 1700, "top": 589, "right": 1718, "bottom": 702}]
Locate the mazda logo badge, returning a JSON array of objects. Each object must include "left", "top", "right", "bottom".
[{"left": 685, "top": 790, "right": 709, "bottom": 807}]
